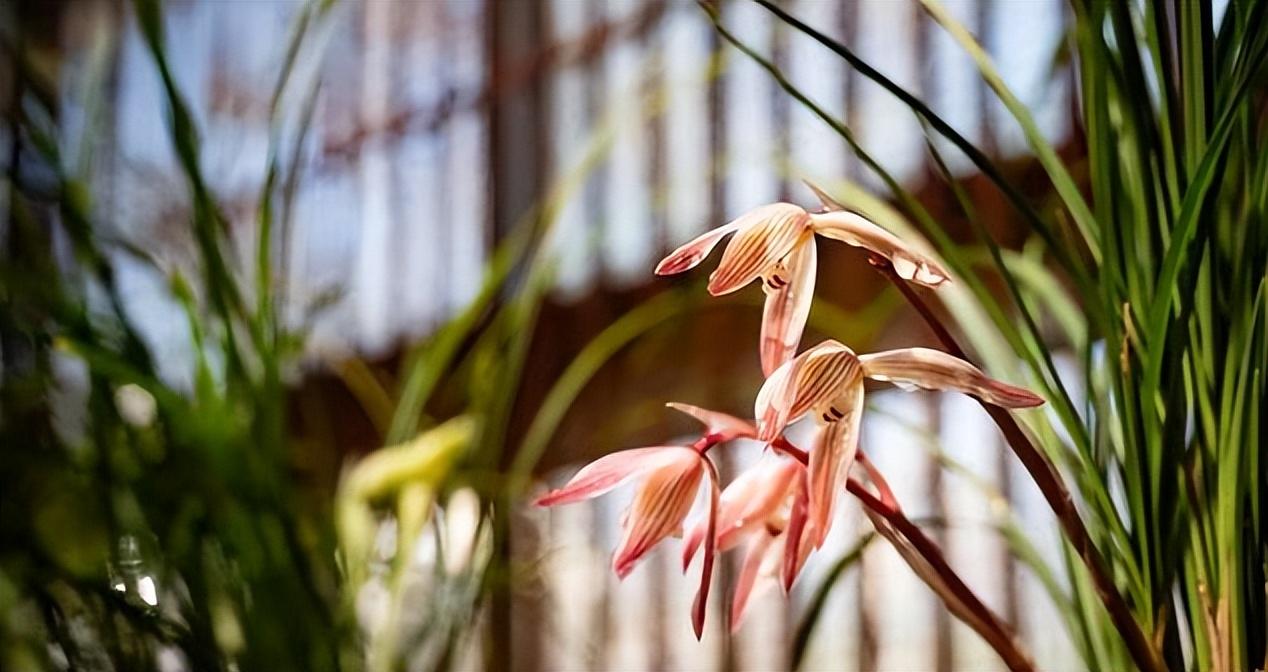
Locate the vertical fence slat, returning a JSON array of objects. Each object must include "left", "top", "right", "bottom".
[
  {"left": 788, "top": 0, "right": 847, "bottom": 190},
  {"left": 854, "top": 0, "right": 923, "bottom": 187},
  {"left": 723, "top": 0, "right": 777, "bottom": 216},
  {"left": 548, "top": 0, "right": 596, "bottom": 299},
  {"left": 443, "top": 0, "right": 487, "bottom": 314},
  {"left": 863, "top": 392, "right": 938, "bottom": 671},
  {"left": 941, "top": 392, "right": 1010, "bottom": 671},
  {"left": 601, "top": 0, "right": 654, "bottom": 286},
  {"left": 662, "top": 2, "right": 712, "bottom": 249},
  {"left": 354, "top": 0, "right": 395, "bottom": 354}
]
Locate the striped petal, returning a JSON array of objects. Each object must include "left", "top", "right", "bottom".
[
  {"left": 613, "top": 451, "right": 705, "bottom": 578},
  {"left": 655, "top": 222, "right": 740, "bottom": 276},
  {"left": 755, "top": 340, "right": 861, "bottom": 441},
  {"left": 858, "top": 347, "right": 1045, "bottom": 408},
  {"left": 707, "top": 203, "right": 812, "bottom": 296},
  {"left": 807, "top": 382, "right": 865, "bottom": 548},
  {"left": 666, "top": 402, "right": 756, "bottom": 442},
  {"left": 715, "top": 456, "right": 801, "bottom": 552},
  {"left": 680, "top": 455, "right": 798, "bottom": 569},
  {"left": 535, "top": 446, "right": 692, "bottom": 506},
  {"left": 809, "top": 210, "right": 950, "bottom": 287},
  {"left": 760, "top": 238, "right": 818, "bottom": 376}
]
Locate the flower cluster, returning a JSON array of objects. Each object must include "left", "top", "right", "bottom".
[{"left": 536, "top": 186, "right": 1043, "bottom": 638}]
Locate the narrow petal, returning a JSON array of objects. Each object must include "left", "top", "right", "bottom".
[
  {"left": 666, "top": 402, "right": 756, "bottom": 442},
  {"left": 707, "top": 203, "right": 811, "bottom": 296},
  {"left": 754, "top": 355, "right": 800, "bottom": 442},
  {"left": 809, "top": 210, "right": 950, "bottom": 288},
  {"left": 681, "top": 519, "right": 706, "bottom": 572},
  {"left": 535, "top": 447, "right": 692, "bottom": 506},
  {"left": 755, "top": 340, "right": 861, "bottom": 441},
  {"left": 802, "top": 179, "right": 847, "bottom": 213},
  {"left": 730, "top": 533, "right": 776, "bottom": 633},
  {"left": 655, "top": 223, "right": 739, "bottom": 276},
  {"left": 692, "top": 458, "right": 721, "bottom": 639},
  {"left": 782, "top": 468, "right": 810, "bottom": 591},
  {"left": 808, "top": 383, "right": 865, "bottom": 547},
  {"left": 613, "top": 453, "right": 704, "bottom": 578},
  {"left": 858, "top": 347, "right": 1045, "bottom": 408},
  {"left": 715, "top": 457, "right": 801, "bottom": 552},
  {"left": 760, "top": 238, "right": 818, "bottom": 376}
]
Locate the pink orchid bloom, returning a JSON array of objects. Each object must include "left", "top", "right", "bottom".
[
  {"left": 729, "top": 514, "right": 816, "bottom": 633},
  {"left": 680, "top": 453, "right": 802, "bottom": 564},
  {"left": 655, "top": 197, "right": 950, "bottom": 376},
  {"left": 753, "top": 340, "right": 1044, "bottom": 547},
  {"left": 534, "top": 402, "right": 754, "bottom": 639},
  {"left": 535, "top": 446, "right": 706, "bottom": 579},
  {"left": 679, "top": 452, "right": 816, "bottom": 632}
]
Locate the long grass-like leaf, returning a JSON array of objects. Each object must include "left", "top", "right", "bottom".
[{"left": 918, "top": 0, "right": 1101, "bottom": 263}]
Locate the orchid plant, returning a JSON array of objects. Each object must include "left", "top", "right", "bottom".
[{"left": 536, "top": 189, "right": 1044, "bottom": 668}]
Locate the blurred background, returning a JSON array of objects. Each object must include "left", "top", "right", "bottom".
[{"left": 4, "top": 0, "right": 1118, "bottom": 669}]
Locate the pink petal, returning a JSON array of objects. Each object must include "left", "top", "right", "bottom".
[
  {"left": 754, "top": 356, "right": 800, "bottom": 441},
  {"left": 858, "top": 347, "right": 1045, "bottom": 408},
  {"left": 715, "top": 457, "right": 801, "bottom": 552},
  {"left": 692, "top": 458, "right": 721, "bottom": 640},
  {"left": 655, "top": 223, "right": 740, "bottom": 276},
  {"left": 535, "top": 446, "right": 693, "bottom": 507},
  {"left": 707, "top": 204, "right": 811, "bottom": 296},
  {"left": 782, "top": 469, "right": 810, "bottom": 591},
  {"left": 666, "top": 402, "right": 756, "bottom": 443},
  {"left": 729, "top": 533, "right": 776, "bottom": 633},
  {"left": 755, "top": 340, "right": 861, "bottom": 441},
  {"left": 760, "top": 238, "right": 818, "bottom": 377},
  {"left": 681, "top": 518, "right": 707, "bottom": 572},
  {"left": 809, "top": 210, "right": 950, "bottom": 288},
  {"left": 613, "top": 452, "right": 704, "bottom": 578},
  {"left": 807, "top": 383, "right": 865, "bottom": 548}
]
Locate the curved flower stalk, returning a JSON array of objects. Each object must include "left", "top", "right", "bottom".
[
  {"left": 535, "top": 403, "right": 751, "bottom": 639},
  {"left": 846, "top": 453, "right": 1034, "bottom": 672},
  {"left": 753, "top": 339, "right": 1043, "bottom": 547},
  {"left": 655, "top": 196, "right": 950, "bottom": 375}
]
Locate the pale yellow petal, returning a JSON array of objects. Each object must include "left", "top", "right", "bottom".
[
  {"left": 810, "top": 210, "right": 950, "bottom": 288},
  {"left": 858, "top": 347, "right": 1044, "bottom": 408},
  {"left": 807, "top": 382, "right": 864, "bottom": 547},
  {"left": 760, "top": 238, "right": 818, "bottom": 376}
]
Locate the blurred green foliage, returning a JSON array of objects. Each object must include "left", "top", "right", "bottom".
[{"left": 1, "top": 0, "right": 710, "bottom": 668}]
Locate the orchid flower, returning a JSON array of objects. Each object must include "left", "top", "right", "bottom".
[
  {"left": 681, "top": 452, "right": 811, "bottom": 554},
  {"left": 534, "top": 402, "right": 751, "bottom": 638},
  {"left": 675, "top": 448, "right": 816, "bottom": 632},
  {"left": 753, "top": 340, "right": 1044, "bottom": 547},
  {"left": 655, "top": 197, "right": 949, "bottom": 376}
]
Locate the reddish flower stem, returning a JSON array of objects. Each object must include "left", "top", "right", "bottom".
[
  {"left": 845, "top": 472, "right": 1033, "bottom": 672},
  {"left": 773, "top": 435, "right": 1031, "bottom": 670},
  {"left": 870, "top": 257, "right": 1163, "bottom": 672},
  {"left": 770, "top": 436, "right": 810, "bottom": 464}
]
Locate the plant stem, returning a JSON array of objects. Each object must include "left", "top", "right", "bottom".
[
  {"left": 871, "top": 257, "right": 1165, "bottom": 672},
  {"left": 771, "top": 438, "right": 1032, "bottom": 670},
  {"left": 847, "top": 456, "right": 1034, "bottom": 672}
]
